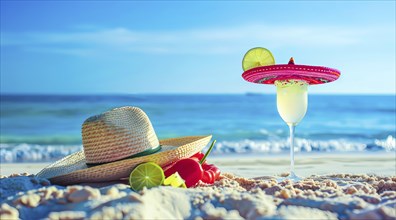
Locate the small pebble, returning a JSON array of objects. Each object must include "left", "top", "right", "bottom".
[
  {"left": 14, "top": 194, "right": 41, "bottom": 207},
  {"left": 66, "top": 185, "right": 83, "bottom": 194},
  {"left": 346, "top": 186, "right": 358, "bottom": 194},
  {"left": 43, "top": 186, "right": 58, "bottom": 200},
  {"left": 66, "top": 187, "right": 100, "bottom": 203},
  {"left": 106, "top": 187, "right": 119, "bottom": 197},
  {"left": 279, "top": 189, "right": 290, "bottom": 199}
]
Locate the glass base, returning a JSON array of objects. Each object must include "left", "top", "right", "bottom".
[{"left": 277, "top": 171, "right": 303, "bottom": 182}]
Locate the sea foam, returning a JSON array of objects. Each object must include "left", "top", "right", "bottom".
[
  {"left": 0, "top": 144, "right": 82, "bottom": 163},
  {"left": 0, "top": 136, "right": 394, "bottom": 163},
  {"left": 211, "top": 136, "right": 395, "bottom": 154}
]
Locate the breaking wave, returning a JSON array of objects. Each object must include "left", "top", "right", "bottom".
[{"left": 1, "top": 136, "right": 394, "bottom": 163}]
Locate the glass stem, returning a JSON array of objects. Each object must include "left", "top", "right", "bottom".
[{"left": 288, "top": 124, "right": 295, "bottom": 176}]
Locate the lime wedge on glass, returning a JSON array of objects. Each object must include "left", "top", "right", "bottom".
[
  {"left": 242, "top": 47, "right": 275, "bottom": 71},
  {"left": 129, "top": 162, "right": 165, "bottom": 191},
  {"left": 163, "top": 172, "right": 187, "bottom": 188}
]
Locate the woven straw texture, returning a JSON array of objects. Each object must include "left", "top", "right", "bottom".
[
  {"left": 36, "top": 106, "right": 212, "bottom": 185},
  {"left": 82, "top": 106, "right": 159, "bottom": 164}
]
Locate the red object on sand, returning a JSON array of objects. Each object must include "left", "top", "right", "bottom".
[
  {"left": 242, "top": 58, "right": 340, "bottom": 85},
  {"left": 163, "top": 140, "right": 220, "bottom": 187},
  {"left": 164, "top": 158, "right": 203, "bottom": 188},
  {"left": 201, "top": 163, "right": 221, "bottom": 184},
  {"left": 190, "top": 152, "right": 221, "bottom": 184}
]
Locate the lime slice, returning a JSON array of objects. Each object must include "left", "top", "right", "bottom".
[
  {"left": 242, "top": 47, "right": 275, "bottom": 71},
  {"left": 129, "top": 162, "right": 165, "bottom": 191},
  {"left": 163, "top": 172, "right": 187, "bottom": 188}
]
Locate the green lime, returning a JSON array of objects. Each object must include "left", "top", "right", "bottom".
[
  {"left": 129, "top": 162, "right": 165, "bottom": 191},
  {"left": 163, "top": 172, "right": 187, "bottom": 188},
  {"left": 242, "top": 47, "right": 275, "bottom": 71}
]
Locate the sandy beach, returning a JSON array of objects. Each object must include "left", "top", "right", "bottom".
[
  {"left": 1, "top": 152, "right": 395, "bottom": 177},
  {"left": 2, "top": 0, "right": 396, "bottom": 218},
  {"left": 1, "top": 153, "right": 395, "bottom": 219}
]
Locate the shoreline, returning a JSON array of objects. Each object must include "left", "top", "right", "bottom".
[{"left": 1, "top": 152, "right": 394, "bottom": 177}]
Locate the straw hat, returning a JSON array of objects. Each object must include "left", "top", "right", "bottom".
[{"left": 36, "top": 106, "right": 212, "bottom": 185}]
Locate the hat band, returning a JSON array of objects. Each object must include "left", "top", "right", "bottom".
[{"left": 86, "top": 145, "right": 162, "bottom": 167}]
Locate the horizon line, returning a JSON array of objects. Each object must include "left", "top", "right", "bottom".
[{"left": 1, "top": 92, "right": 395, "bottom": 96}]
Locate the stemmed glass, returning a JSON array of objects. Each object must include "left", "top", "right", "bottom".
[
  {"left": 241, "top": 48, "right": 340, "bottom": 181},
  {"left": 275, "top": 79, "right": 308, "bottom": 181}
]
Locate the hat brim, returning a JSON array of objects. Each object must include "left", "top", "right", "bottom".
[
  {"left": 242, "top": 64, "right": 340, "bottom": 85},
  {"left": 36, "top": 135, "right": 212, "bottom": 185}
]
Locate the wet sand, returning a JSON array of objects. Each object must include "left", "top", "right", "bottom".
[{"left": 2, "top": 152, "right": 394, "bottom": 177}]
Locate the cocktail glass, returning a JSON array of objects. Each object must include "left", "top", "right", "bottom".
[
  {"left": 275, "top": 79, "right": 308, "bottom": 181},
  {"left": 241, "top": 48, "right": 340, "bottom": 181}
]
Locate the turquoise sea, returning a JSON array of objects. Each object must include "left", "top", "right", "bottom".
[{"left": 1, "top": 94, "right": 395, "bottom": 162}]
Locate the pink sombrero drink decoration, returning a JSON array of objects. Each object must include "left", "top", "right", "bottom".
[
  {"left": 241, "top": 47, "right": 341, "bottom": 181},
  {"left": 242, "top": 57, "right": 340, "bottom": 85}
]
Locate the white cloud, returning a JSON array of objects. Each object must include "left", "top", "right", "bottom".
[{"left": 1, "top": 24, "right": 392, "bottom": 56}]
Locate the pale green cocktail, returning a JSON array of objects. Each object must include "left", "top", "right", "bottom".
[{"left": 275, "top": 79, "right": 308, "bottom": 180}]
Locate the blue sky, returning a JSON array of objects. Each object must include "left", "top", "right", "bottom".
[{"left": 1, "top": 1, "right": 395, "bottom": 94}]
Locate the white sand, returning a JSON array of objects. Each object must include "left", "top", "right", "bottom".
[
  {"left": 212, "top": 152, "right": 396, "bottom": 178},
  {"left": 1, "top": 173, "right": 395, "bottom": 219},
  {"left": 1, "top": 152, "right": 395, "bottom": 177},
  {"left": 0, "top": 152, "right": 395, "bottom": 219}
]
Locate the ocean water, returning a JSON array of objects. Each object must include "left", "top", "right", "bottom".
[{"left": 1, "top": 94, "right": 395, "bottom": 162}]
